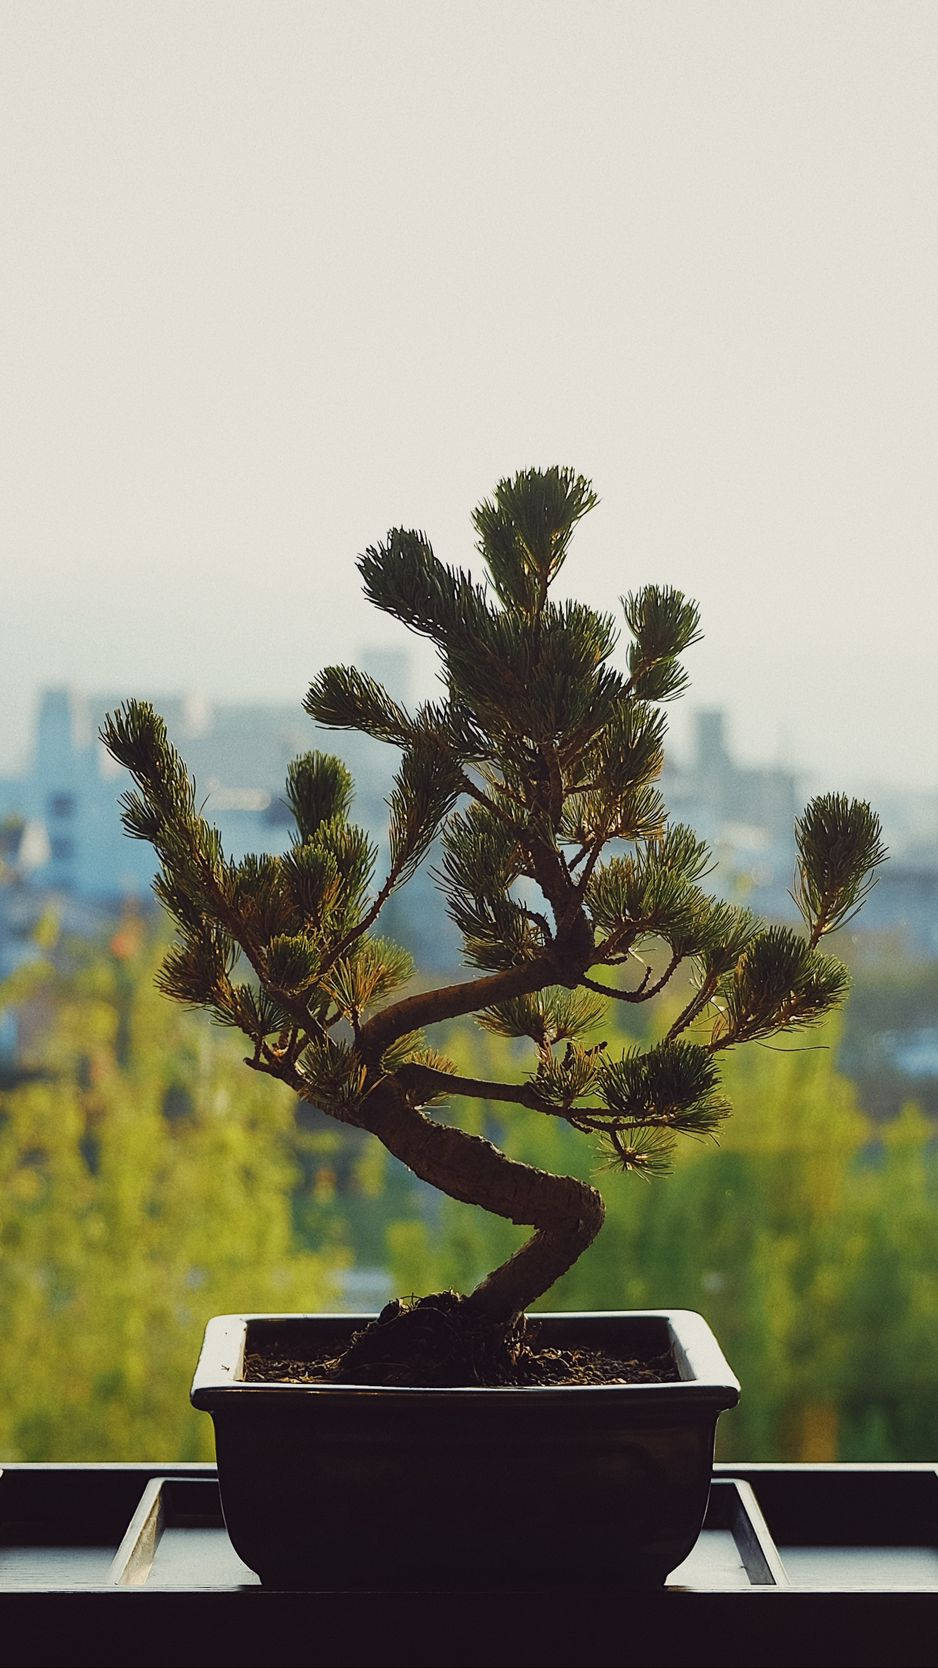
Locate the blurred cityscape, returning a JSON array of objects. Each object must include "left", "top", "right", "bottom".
[{"left": 1, "top": 653, "right": 937, "bottom": 1092}]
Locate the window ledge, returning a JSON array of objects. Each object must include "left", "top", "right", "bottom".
[{"left": 0, "top": 1463, "right": 935, "bottom": 1666}]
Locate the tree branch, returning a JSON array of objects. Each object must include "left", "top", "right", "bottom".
[
  {"left": 573, "top": 839, "right": 605, "bottom": 901},
  {"left": 582, "top": 950, "right": 681, "bottom": 1004},
  {"left": 594, "top": 922, "right": 639, "bottom": 963},
  {"left": 457, "top": 770, "right": 524, "bottom": 831},
  {"left": 314, "top": 862, "right": 403, "bottom": 981},
  {"left": 395, "top": 1061, "right": 571, "bottom": 1119},
  {"left": 357, "top": 953, "right": 556, "bottom": 1059},
  {"left": 666, "top": 971, "right": 721, "bottom": 1042}
]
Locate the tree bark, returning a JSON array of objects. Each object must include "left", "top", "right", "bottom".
[
  {"left": 333, "top": 1075, "right": 605, "bottom": 1324},
  {"left": 300, "top": 846, "right": 606, "bottom": 1324}
]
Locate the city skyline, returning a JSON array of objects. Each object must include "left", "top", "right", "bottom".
[
  {"left": 2, "top": 674, "right": 933, "bottom": 967},
  {"left": 0, "top": 651, "right": 932, "bottom": 805}
]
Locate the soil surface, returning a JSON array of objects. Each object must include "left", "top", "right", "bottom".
[{"left": 244, "top": 1293, "right": 679, "bottom": 1388}]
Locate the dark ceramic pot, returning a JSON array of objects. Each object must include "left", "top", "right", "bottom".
[{"left": 191, "top": 1309, "right": 739, "bottom": 1590}]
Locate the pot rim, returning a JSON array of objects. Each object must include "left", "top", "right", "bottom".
[{"left": 191, "top": 1309, "right": 740, "bottom": 1410}]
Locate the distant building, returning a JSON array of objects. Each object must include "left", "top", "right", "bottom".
[
  {"left": 14, "top": 686, "right": 317, "bottom": 901},
  {"left": 3, "top": 686, "right": 935, "bottom": 969},
  {"left": 661, "top": 709, "right": 800, "bottom": 919},
  {"left": 1, "top": 670, "right": 432, "bottom": 903},
  {"left": 0, "top": 657, "right": 461, "bottom": 973},
  {"left": 856, "top": 860, "right": 938, "bottom": 960}
]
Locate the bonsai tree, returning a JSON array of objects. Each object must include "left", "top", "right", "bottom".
[{"left": 102, "top": 467, "right": 885, "bottom": 1383}]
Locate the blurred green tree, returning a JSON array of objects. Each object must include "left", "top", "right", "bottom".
[{"left": 0, "top": 925, "right": 339, "bottom": 1459}]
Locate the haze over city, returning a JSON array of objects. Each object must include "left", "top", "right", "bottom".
[{"left": 3, "top": 3, "right": 937, "bottom": 795}]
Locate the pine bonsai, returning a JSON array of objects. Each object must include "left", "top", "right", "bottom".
[{"left": 102, "top": 467, "right": 885, "bottom": 1385}]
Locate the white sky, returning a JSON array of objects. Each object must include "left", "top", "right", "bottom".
[{"left": 2, "top": 1, "right": 937, "bottom": 795}]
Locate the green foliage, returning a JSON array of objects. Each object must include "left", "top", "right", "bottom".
[
  {"left": 265, "top": 934, "right": 320, "bottom": 995},
  {"left": 473, "top": 466, "right": 599, "bottom": 612},
  {"left": 387, "top": 736, "right": 462, "bottom": 886},
  {"left": 622, "top": 585, "right": 703, "bottom": 702},
  {"left": 0, "top": 929, "right": 339, "bottom": 1461},
  {"left": 224, "top": 854, "right": 294, "bottom": 943},
  {"left": 379, "top": 1032, "right": 455, "bottom": 1080},
  {"left": 478, "top": 987, "right": 605, "bottom": 1048},
  {"left": 562, "top": 700, "right": 669, "bottom": 848},
  {"left": 438, "top": 803, "right": 524, "bottom": 901},
  {"left": 794, "top": 794, "right": 888, "bottom": 939},
  {"left": 156, "top": 925, "right": 236, "bottom": 1009},
  {"left": 304, "top": 667, "right": 412, "bottom": 747},
  {"left": 220, "top": 983, "right": 296, "bottom": 1040},
  {"left": 324, "top": 938, "right": 415, "bottom": 1021},
  {"left": 299, "top": 1035, "right": 368, "bottom": 1110},
  {"left": 599, "top": 1040, "right": 730, "bottom": 1137},
  {"left": 442, "top": 888, "right": 543, "bottom": 972},
  {"left": 286, "top": 752, "right": 354, "bottom": 840},
  {"left": 102, "top": 702, "right": 194, "bottom": 818},
  {"left": 448, "top": 599, "right": 623, "bottom": 750},
  {"left": 587, "top": 851, "right": 695, "bottom": 940},
  {"left": 531, "top": 1043, "right": 604, "bottom": 1114},
  {"left": 694, "top": 902, "right": 759, "bottom": 977},
  {"left": 653, "top": 823, "right": 714, "bottom": 884},
  {"left": 436, "top": 802, "right": 539, "bottom": 971},
  {"left": 103, "top": 471, "right": 882, "bottom": 1114},
  {"left": 101, "top": 698, "right": 403, "bottom": 1052},
  {"left": 714, "top": 927, "right": 851, "bottom": 1045},
  {"left": 280, "top": 843, "right": 341, "bottom": 928},
  {"left": 585, "top": 845, "right": 756, "bottom": 969},
  {"left": 357, "top": 527, "right": 493, "bottom": 650},
  {"left": 573, "top": 698, "right": 667, "bottom": 802},
  {"left": 308, "top": 818, "right": 377, "bottom": 924}
]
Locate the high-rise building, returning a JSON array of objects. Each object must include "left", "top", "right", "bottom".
[
  {"left": 0, "top": 662, "right": 462, "bottom": 972},
  {"left": 661, "top": 709, "right": 800, "bottom": 917}
]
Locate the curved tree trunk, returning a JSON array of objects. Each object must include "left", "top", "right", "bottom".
[
  {"left": 346, "top": 861, "right": 606, "bottom": 1327},
  {"left": 341, "top": 1076, "right": 605, "bottom": 1325}
]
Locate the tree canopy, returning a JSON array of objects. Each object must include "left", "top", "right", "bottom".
[{"left": 101, "top": 467, "right": 886, "bottom": 1356}]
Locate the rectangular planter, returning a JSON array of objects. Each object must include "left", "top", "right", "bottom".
[{"left": 191, "top": 1309, "right": 739, "bottom": 1588}]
